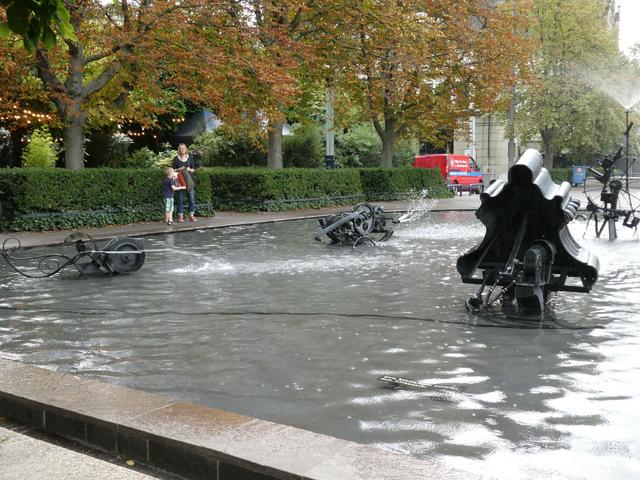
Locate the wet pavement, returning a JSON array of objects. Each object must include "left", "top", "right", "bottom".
[{"left": 0, "top": 425, "right": 161, "bottom": 480}]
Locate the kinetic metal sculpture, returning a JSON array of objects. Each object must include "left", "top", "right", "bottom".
[
  {"left": 584, "top": 121, "right": 639, "bottom": 240},
  {"left": 315, "top": 203, "right": 404, "bottom": 246},
  {"left": 1, "top": 232, "right": 145, "bottom": 278},
  {"left": 457, "top": 149, "right": 599, "bottom": 315}
]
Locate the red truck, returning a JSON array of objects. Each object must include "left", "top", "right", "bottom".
[{"left": 412, "top": 154, "right": 484, "bottom": 193}]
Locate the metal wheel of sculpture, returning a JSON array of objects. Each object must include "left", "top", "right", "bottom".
[
  {"left": 103, "top": 238, "right": 146, "bottom": 273},
  {"left": 352, "top": 203, "right": 375, "bottom": 236}
]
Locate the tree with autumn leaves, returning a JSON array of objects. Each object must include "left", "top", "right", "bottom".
[
  {"left": 0, "top": 0, "right": 303, "bottom": 169},
  {"left": 321, "top": 0, "right": 529, "bottom": 167},
  {"left": 1, "top": 0, "right": 528, "bottom": 169},
  {"left": 247, "top": 0, "right": 315, "bottom": 168}
]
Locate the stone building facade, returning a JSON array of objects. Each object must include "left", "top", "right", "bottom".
[{"left": 453, "top": 115, "right": 514, "bottom": 181}]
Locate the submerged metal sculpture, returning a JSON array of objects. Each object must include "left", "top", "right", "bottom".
[
  {"left": 315, "top": 203, "right": 403, "bottom": 246},
  {"left": 1, "top": 232, "right": 145, "bottom": 278},
  {"left": 457, "top": 149, "right": 599, "bottom": 315}
]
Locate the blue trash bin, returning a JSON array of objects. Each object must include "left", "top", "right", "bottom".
[{"left": 572, "top": 165, "right": 586, "bottom": 186}]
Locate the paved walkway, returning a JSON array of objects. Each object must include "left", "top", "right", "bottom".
[
  {"left": 5, "top": 194, "right": 483, "bottom": 248},
  {"left": 2, "top": 187, "right": 598, "bottom": 249},
  {"left": 0, "top": 426, "right": 160, "bottom": 480}
]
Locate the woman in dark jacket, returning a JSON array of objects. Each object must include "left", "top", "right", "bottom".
[{"left": 172, "top": 143, "right": 197, "bottom": 222}]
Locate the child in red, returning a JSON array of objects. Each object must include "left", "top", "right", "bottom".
[{"left": 163, "top": 167, "right": 186, "bottom": 225}]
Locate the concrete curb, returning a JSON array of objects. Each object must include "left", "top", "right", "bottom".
[{"left": 0, "top": 359, "right": 472, "bottom": 480}]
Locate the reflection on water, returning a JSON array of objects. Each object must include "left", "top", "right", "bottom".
[{"left": 1, "top": 212, "right": 640, "bottom": 479}]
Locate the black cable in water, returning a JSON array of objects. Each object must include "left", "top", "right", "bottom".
[{"left": 0, "top": 305, "right": 604, "bottom": 330}]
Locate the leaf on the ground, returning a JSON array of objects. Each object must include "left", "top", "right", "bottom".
[{"left": 126, "top": 459, "right": 135, "bottom": 466}]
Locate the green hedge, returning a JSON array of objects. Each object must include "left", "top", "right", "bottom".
[
  {"left": 0, "top": 166, "right": 449, "bottom": 231},
  {"left": 204, "top": 167, "right": 450, "bottom": 211},
  {"left": 359, "top": 167, "right": 452, "bottom": 201},
  {"left": 0, "top": 168, "right": 214, "bottom": 231},
  {"left": 204, "top": 167, "right": 364, "bottom": 211}
]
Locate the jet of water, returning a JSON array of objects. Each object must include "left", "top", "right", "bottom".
[
  {"left": 395, "top": 189, "right": 436, "bottom": 224},
  {"left": 585, "top": 68, "right": 640, "bottom": 111}
]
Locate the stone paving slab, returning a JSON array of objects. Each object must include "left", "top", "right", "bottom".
[
  {"left": 0, "top": 359, "right": 176, "bottom": 424},
  {"left": 0, "top": 426, "right": 157, "bottom": 480}
]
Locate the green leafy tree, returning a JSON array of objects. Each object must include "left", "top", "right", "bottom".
[
  {"left": 283, "top": 124, "right": 324, "bottom": 168},
  {"left": 336, "top": 123, "right": 382, "bottom": 168},
  {"left": 335, "top": 122, "right": 419, "bottom": 167},
  {"left": 515, "top": 0, "right": 621, "bottom": 168},
  {"left": 22, "top": 126, "right": 57, "bottom": 167},
  {"left": 192, "top": 128, "right": 267, "bottom": 167},
  {"left": 0, "top": 0, "right": 76, "bottom": 51}
]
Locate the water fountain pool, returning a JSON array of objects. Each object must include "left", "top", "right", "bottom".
[{"left": 1, "top": 211, "right": 639, "bottom": 479}]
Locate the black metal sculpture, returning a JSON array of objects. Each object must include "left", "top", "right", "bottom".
[
  {"left": 315, "top": 203, "right": 403, "bottom": 246},
  {"left": 457, "top": 149, "right": 599, "bottom": 315},
  {"left": 1, "top": 232, "right": 145, "bottom": 278},
  {"left": 584, "top": 121, "right": 639, "bottom": 240}
]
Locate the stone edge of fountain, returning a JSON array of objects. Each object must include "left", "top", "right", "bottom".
[{"left": 0, "top": 358, "right": 471, "bottom": 480}]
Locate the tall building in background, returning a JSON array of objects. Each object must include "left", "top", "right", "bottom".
[
  {"left": 453, "top": 115, "right": 510, "bottom": 180},
  {"left": 605, "top": 0, "right": 620, "bottom": 31}
]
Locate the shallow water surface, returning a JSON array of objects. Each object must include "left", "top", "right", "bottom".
[{"left": 1, "top": 211, "right": 639, "bottom": 479}]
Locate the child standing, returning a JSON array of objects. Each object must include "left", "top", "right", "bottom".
[{"left": 164, "top": 167, "right": 186, "bottom": 225}]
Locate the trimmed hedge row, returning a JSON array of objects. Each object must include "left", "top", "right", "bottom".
[
  {"left": 0, "top": 166, "right": 449, "bottom": 231},
  {"left": 359, "top": 167, "right": 451, "bottom": 201},
  {"left": 206, "top": 167, "right": 364, "bottom": 211},
  {"left": 0, "top": 168, "right": 214, "bottom": 231}
]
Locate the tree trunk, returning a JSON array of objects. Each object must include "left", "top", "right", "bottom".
[
  {"left": 9, "top": 128, "right": 25, "bottom": 167},
  {"left": 63, "top": 111, "right": 87, "bottom": 169},
  {"left": 540, "top": 128, "right": 555, "bottom": 170},
  {"left": 267, "top": 118, "right": 284, "bottom": 169},
  {"left": 380, "top": 119, "right": 396, "bottom": 168}
]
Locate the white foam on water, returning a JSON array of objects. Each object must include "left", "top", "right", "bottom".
[
  {"left": 170, "top": 253, "right": 394, "bottom": 276},
  {"left": 472, "top": 390, "right": 507, "bottom": 404},
  {"left": 396, "top": 223, "right": 484, "bottom": 241}
]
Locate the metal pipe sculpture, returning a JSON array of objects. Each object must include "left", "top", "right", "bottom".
[
  {"left": 457, "top": 149, "right": 599, "bottom": 315},
  {"left": 315, "top": 203, "right": 402, "bottom": 246},
  {"left": 584, "top": 121, "right": 639, "bottom": 240},
  {"left": 1, "top": 232, "right": 145, "bottom": 278}
]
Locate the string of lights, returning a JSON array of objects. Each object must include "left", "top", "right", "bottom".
[
  {"left": 1, "top": 99, "right": 186, "bottom": 143},
  {"left": 0, "top": 104, "right": 55, "bottom": 125}
]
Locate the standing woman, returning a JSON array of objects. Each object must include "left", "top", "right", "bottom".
[{"left": 172, "top": 143, "right": 197, "bottom": 222}]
